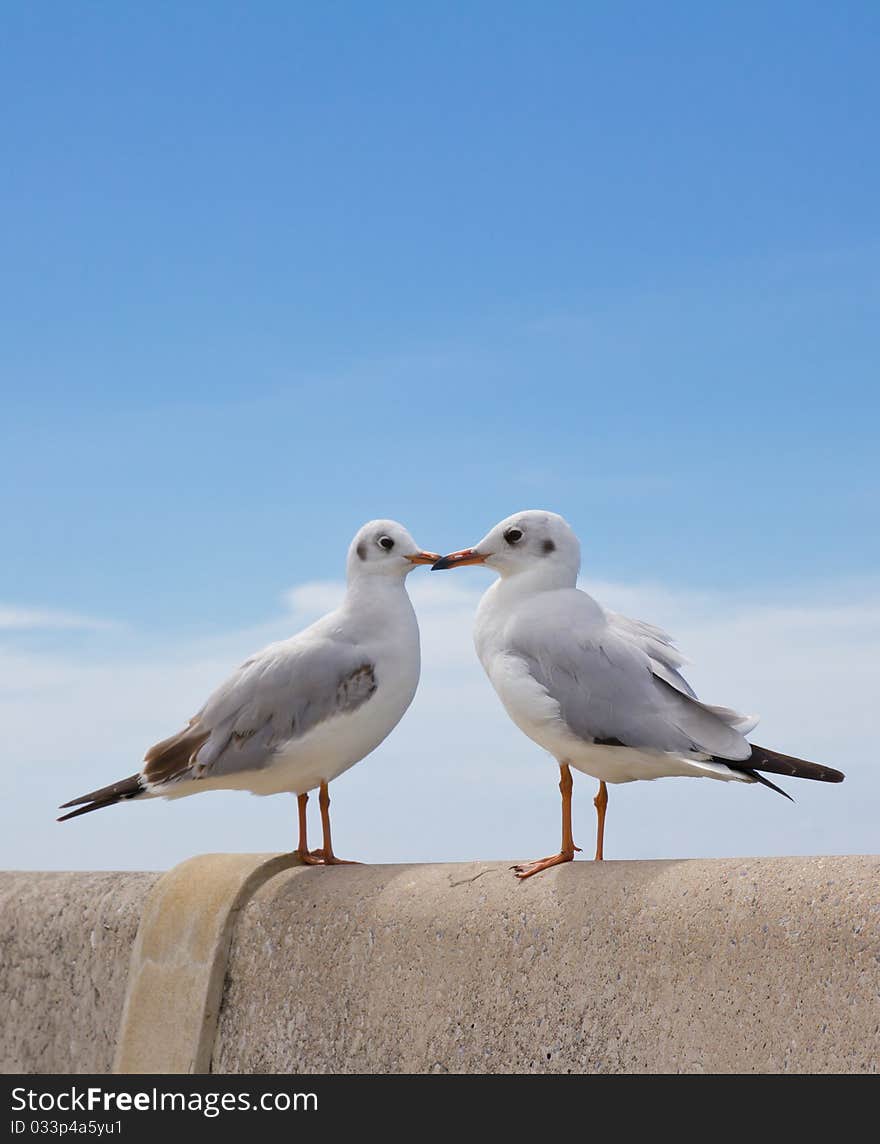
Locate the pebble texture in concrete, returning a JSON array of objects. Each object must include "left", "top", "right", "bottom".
[
  {"left": 0, "top": 871, "right": 160, "bottom": 1073},
  {"left": 213, "top": 856, "right": 880, "bottom": 1074}
]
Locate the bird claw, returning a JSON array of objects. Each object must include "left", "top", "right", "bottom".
[
  {"left": 296, "top": 848, "right": 361, "bottom": 866},
  {"left": 511, "top": 851, "right": 577, "bottom": 880}
]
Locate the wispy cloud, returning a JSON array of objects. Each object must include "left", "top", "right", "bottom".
[
  {"left": 0, "top": 606, "right": 118, "bottom": 632},
  {"left": 282, "top": 582, "right": 345, "bottom": 619}
]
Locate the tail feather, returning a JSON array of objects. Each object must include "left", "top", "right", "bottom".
[
  {"left": 739, "top": 768, "right": 795, "bottom": 802},
  {"left": 58, "top": 773, "right": 144, "bottom": 822},
  {"left": 720, "top": 743, "right": 844, "bottom": 802},
  {"left": 742, "top": 743, "right": 845, "bottom": 784}
]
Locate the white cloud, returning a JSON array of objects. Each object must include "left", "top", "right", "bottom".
[
  {"left": 0, "top": 605, "right": 118, "bottom": 632},
  {"left": 1, "top": 574, "right": 877, "bottom": 871},
  {"left": 282, "top": 581, "right": 345, "bottom": 619}
]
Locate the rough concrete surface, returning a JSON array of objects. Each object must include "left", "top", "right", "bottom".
[
  {"left": 213, "top": 856, "right": 880, "bottom": 1074},
  {"left": 0, "top": 871, "right": 159, "bottom": 1073}
]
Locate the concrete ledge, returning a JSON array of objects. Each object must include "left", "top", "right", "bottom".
[
  {"left": 0, "top": 871, "right": 160, "bottom": 1074},
  {"left": 2, "top": 856, "right": 878, "bottom": 1073},
  {"left": 214, "top": 856, "right": 880, "bottom": 1074},
  {"left": 114, "top": 853, "right": 300, "bottom": 1074}
]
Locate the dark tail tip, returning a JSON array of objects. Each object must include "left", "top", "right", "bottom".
[
  {"left": 747, "top": 744, "right": 845, "bottom": 784},
  {"left": 720, "top": 742, "right": 845, "bottom": 803},
  {"left": 58, "top": 773, "right": 144, "bottom": 822},
  {"left": 744, "top": 769, "right": 795, "bottom": 802}
]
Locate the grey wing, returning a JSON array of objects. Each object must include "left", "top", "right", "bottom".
[
  {"left": 608, "top": 611, "right": 698, "bottom": 698},
  {"left": 608, "top": 610, "right": 759, "bottom": 734},
  {"left": 509, "top": 596, "right": 752, "bottom": 761},
  {"left": 142, "top": 638, "right": 378, "bottom": 788}
]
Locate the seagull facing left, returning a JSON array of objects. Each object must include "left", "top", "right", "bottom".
[
  {"left": 433, "top": 509, "right": 845, "bottom": 878},
  {"left": 59, "top": 520, "right": 439, "bottom": 865}
]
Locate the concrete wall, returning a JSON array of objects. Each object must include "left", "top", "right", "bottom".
[
  {"left": 2, "top": 856, "right": 878, "bottom": 1074},
  {"left": 0, "top": 871, "right": 159, "bottom": 1074}
]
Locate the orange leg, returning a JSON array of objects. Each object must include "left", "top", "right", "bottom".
[
  {"left": 512, "top": 763, "right": 581, "bottom": 880},
  {"left": 594, "top": 781, "right": 608, "bottom": 861},
  {"left": 312, "top": 780, "right": 360, "bottom": 866},
  {"left": 293, "top": 792, "right": 326, "bottom": 865}
]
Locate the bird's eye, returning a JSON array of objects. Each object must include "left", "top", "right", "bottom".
[
  {"left": 504, "top": 527, "right": 523, "bottom": 545},
  {"left": 377, "top": 536, "right": 395, "bottom": 551}
]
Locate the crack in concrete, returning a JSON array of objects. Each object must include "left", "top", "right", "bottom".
[{"left": 449, "top": 869, "right": 491, "bottom": 888}]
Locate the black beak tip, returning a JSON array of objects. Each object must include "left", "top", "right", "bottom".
[{"left": 431, "top": 556, "right": 452, "bottom": 571}]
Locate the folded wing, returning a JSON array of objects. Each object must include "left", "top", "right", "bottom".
[
  {"left": 508, "top": 591, "right": 752, "bottom": 761},
  {"left": 59, "top": 637, "right": 379, "bottom": 819},
  {"left": 145, "top": 638, "right": 379, "bottom": 788}
]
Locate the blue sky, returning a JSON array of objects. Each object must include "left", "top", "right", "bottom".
[{"left": 1, "top": 4, "right": 878, "bottom": 869}]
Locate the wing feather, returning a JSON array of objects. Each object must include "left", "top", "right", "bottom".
[
  {"left": 507, "top": 590, "right": 752, "bottom": 760},
  {"left": 143, "top": 639, "right": 377, "bottom": 789}
]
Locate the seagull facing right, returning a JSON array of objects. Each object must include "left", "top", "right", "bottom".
[
  {"left": 59, "top": 519, "right": 439, "bottom": 865},
  {"left": 432, "top": 510, "right": 845, "bottom": 879}
]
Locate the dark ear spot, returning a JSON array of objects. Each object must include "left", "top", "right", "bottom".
[
  {"left": 356, "top": 542, "right": 367, "bottom": 561},
  {"left": 542, "top": 539, "right": 555, "bottom": 554}
]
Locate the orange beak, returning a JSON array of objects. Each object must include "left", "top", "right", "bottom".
[
  {"left": 431, "top": 548, "right": 487, "bottom": 570},
  {"left": 406, "top": 551, "right": 442, "bottom": 565}
]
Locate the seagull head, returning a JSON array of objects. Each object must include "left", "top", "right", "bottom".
[
  {"left": 347, "top": 520, "right": 440, "bottom": 581},
  {"left": 432, "top": 510, "right": 581, "bottom": 582}
]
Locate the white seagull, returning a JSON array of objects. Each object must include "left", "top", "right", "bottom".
[
  {"left": 60, "top": 520, "right": 439, "bottom": 864},
  {"left": 432, "top": 510, "right": 844, "bottom": 878}
]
